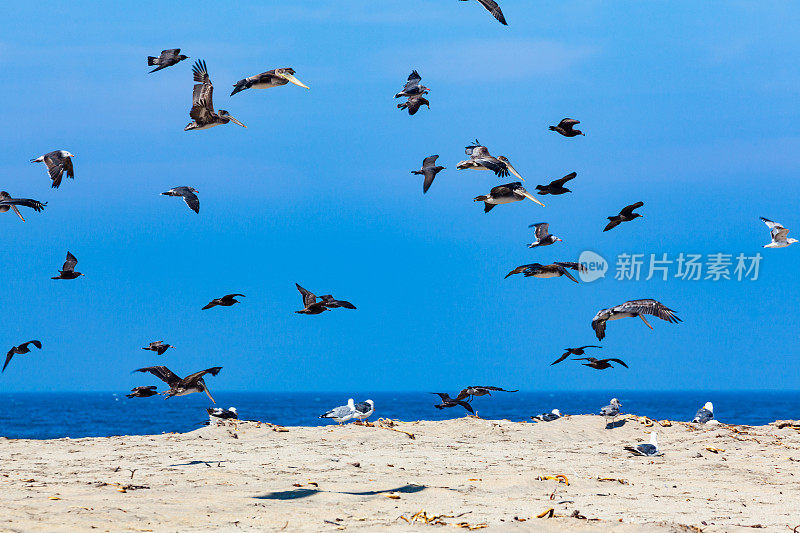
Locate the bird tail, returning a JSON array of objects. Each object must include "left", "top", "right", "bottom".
[
  {"left": 535, "top": 185, "right": 545, "bottom": 190},
  {"left": 397, "top": 102, "right": 408, "bottom": 110},
  {"left": 411, "top": 170, "right": 423, "bottom": 175},
  {"left": 230, "top": 79, "right": 251, "bottom": 96},
  {"left": 548, "top": 126, "right": 557, "bottom": 131},
  {"left": 30, "top": 156, "right": 44, "bottom": 163},
  {"left": 147, "top": 56, "right": 158, "bottom": 66},
  {"left": 484, "top": 203, "right": 496, "bottom": 213},
  {"left": 473, "top": 195, "right": 488, "bottom": 202},
  {"left": 125, "top": 393, "right": 135, "bottom": 398}
]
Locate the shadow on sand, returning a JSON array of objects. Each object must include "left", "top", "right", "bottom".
[
  {"left": 605, "top": 419, "right": 627, "bottom": 430},
  {"left": 254, "top": 483, "right": 426, "bottom": 501}
]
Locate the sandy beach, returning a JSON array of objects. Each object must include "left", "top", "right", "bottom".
[{"left": 1, "top": 415, "right": 799, "bottom": 532}]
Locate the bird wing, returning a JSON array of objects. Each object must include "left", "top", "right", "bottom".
[
  {"left": 504, "top": 263, "right": 539, "bottom": 279},
  {"left": 489, "top": 184, "right": 513, "bottom": 196},
  {"left": 550, "top": 352, "right": 570, "bottom": 365},
  {"left": 475, "top": 0, "right": 507, "bottom": 24},
  {"left": 591, "top": 316, "right": 607, "bottom": 341},
  {"left": 20, "top": 340, "right": 42, "bottom": 350},
  {"left": 554, "top": 262, "right": 586, "bottom": 272},
  {"left": 190, "top": 83, "right": 215, "bottom": 123},
  {"left": 62, "top": 252, "right": 78, "bottom": 272},
  {"left": 603, "top": 218, "right": 622, "bottom": 232},
  {"left": 431, "top": 392, "right": 453, "bottom": 402},
  {"left": 180, "top": 190, "right": 200, "bottom": 213},
  {"left": 530, "top": 222, "right": 549, "bottom": 239},
  {"left": 0, "top": 198, "right": 46, "bottom": 212},
  {"left": 556, "top": 265, "right": 579, "bottom": 283},
  {"left": 422, "top": 155, "right": 439, "bottom": 168},
  {"left": 296, "top": 284, "right": 317, "bottom": 307},
  {"left": 620, "top": 201, "right": 644, "bottom": 216},
  {"left": 223, "top": 294, "right": 245, "bottom": 299},
  {"left": 606, "top": 358, "right": 629, "bottom": 368},
  {"left": 454, "top": 388, "right": 470, "bottom": 401},
  {"left": 551, "top": 172, "right": 577, "bottom": 187},
  {"left": 2, "top": 349, "right": 14, "bottom": 372},
  {"left": 402, "top": 70, "right": 422, "bottom": 91},
  {"left": 559, "top": 118, "right": 580, "bottom": 127},
  {"left": 64, "top": 156, "right": 74, "bottom": 179},
  {"left": 422, "top": 168, "right": 439, "bottom": 194},
  {"left": 458, "top": 401, "right": 475, "bottom": 414},
  {"left": 182, "top": 366, "right": 223, "bottom": 387},
  {"left": 578, "top": 345, "right": 601, "bottom": 350},
  {"left": 475, "top": 157, "right": 509, "bottom": 177},
  {"left": 44, "top": 153, "right": 65, "bottom": 186},
  {"left": 334, "top": 299, "right": 356, "bottom": 309},
  {"left": 617, "top": 299, "right": 682, "bottom": 324},
  {"left": 135, "top": 366, "right": 182, "bottom": 387},
  {"left": 471, "top": 386, "right": 518, "bottom": 392}
]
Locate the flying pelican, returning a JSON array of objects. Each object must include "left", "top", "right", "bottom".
[
  {"left": 505, "top": 262, "right": 585, "bottom": 282},
  {"left": 550, "top": 345, "right": 601, "bottom": 366},
  {"left": 0, "top": 191, "right": 46, "bottom": 222},
  {"left": 604, "top": 201, "right": 644, "bottom": 232},
  {"left": 319, "top": 399, "right": 356, "bottom": 425},
  {"left": 51, "top": 251, "right": 83, "bottom": 280},
  {"left": 536, "top": 172, "right": 577, "bottom": 195},
  {"left": 185, "top": 60, "right": 246, "bottom": 131},
  {"left": 142, "top": 341, "right": 174, "bottom": 356},
  {"left": 162, "top": 186, "right": 199, "bottom": 213},
  {"left": 4, "top": 340, "right": 42, "bottom": 372},
  {"left": 202, "top": 294, "right": 245, "bottom": 310},
  {"left": 527, "top": 223, "right": 561, "bottom": 248},
  {"left": 457, "top": 140, "right": 524, "bottom": 180},
  {"left": 760, "top": 217, "right": 798, "bottom": 248},
  {"left": 431, "top": 393, "right": 475, "bottom": 414},
  {"left": 412, "top": 155, "right": 445, "bottom": 194},
  {"left": 591, "top": 299, "right": 681, "bottom": 341},
  {"left": 454, "top": 386, "right": 518, "bottom": 403},
  {"left": 134, "top": 365, "right": 222, "bottom": 403},
  {"left": 625, "top": 432, "right": 662, "bottom": 456},
  {"left": 395, "top": 70, "right": 429, "bottom": 98},
  {"left": 31, "top": 150, "right": 74, "bottom": 188},
  {"left": 147, "top": 49, "right": 188, "bottom": 73},
  {"left": 474, "top": 182, "right": 544, "bottom": 212},
  {"left": 230, "top": 68, "right": 309, "bottom": 95},
  {"left": 574, "top": 357, "right": 628, "bottom": 370},
  {"left": 458, "top": 0, "right": 507, "bottom": 25},
  {"left": 397, "top": 95, "right": 429, "bottom": 115},
  {"left": 549, "top": 118, "right": 584, "bottom": 137},
  {"left": 126, "top": 386, "right": 159, "bottom": 398}
]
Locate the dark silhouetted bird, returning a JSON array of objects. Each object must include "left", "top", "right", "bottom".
[
  {"left": 4, "top": 340, "right": 42, "bottom": 372},
  {"left": 536, "top": 172, "right": 577, "bottom": 195},
  {"left": 148, "top": 49, "right": 189, "bottom": 73},
  {"left": 412, "top": 155, "right": 445, "bottom": 194},
  {"left": 202, "top": 294, "right": 245, "bottom": 310},
  {"left": 134, "top": 366, "right": 222, "bottom": 403},
  {"left": 51, "top": 252, "right": 83, "bottom": 280},
  {"left": 574, "top": 357, "right": 628, "bottom": 370},
  {"left": 549, "top": 118, "right": 584, "bottom": 137},
  {"left": 142, "top": 341, "right": 174, "bottom": 356},
  {"left": 398, "top": 95, "right": 429, "bottom": 115},
  {"left": 604, "top": 202, "right": 644, "bottom": 232},
  {"left": 455, "top": 386, "right": 518, "bottom": 403},
  {"left": 432, "top": 393, "right": 475, "bottom": 414},
  {"left": 162, "top": 186, "right": 200, "bottom": 213},
  {"left": 0, "top": 191, "right": 46, "bottom": 222},
  {"left": 458, "top": 0, "right": 507, "bottom": 25},
  {"left": 550, "top": 345, "right": 601, "bottom": 365},
  {"left": 126, "top": 386, "right": 159, "bottom": 398}
]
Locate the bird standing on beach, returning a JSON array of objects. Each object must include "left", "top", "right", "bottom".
[
  {"left": 591, "top": 299, "right": 681, "bottom": 341},
  {"left": 432, "top": 393, "right": 475, "bottom": 414},
  {"left": 162, "top": 187, "right": 199, "bottom": 214},
  {"left": 625, "top": 432, "right": 662, "bottom": 456},
  {"left": 760, "top": 217, "right": 798, "bottom": 248},
  {"left": 353, "top": 400, "right": 375, "bottom": 425},
  {"left": 504, "top": 262, "right": 585, "bottom": 283},
  {"left": 533, "top": 409, "right": 562, "bottom": 422},
  {"left": 600, "top": 398, "right": 622, "bottom": 429},
  {"left": 574, "top": 357, "right": 628, "bottom": 370},
  {"left": 319, "top": 399, "right": 356, "bottom": 425},
  {"left": 397, "top": 94, "right": 429, "bottom": 115},
  {"left": 527, "top": 223, "right": 561, "bottom": 248},
  {"left": 549, "top": 118, "right": 584, "bottom": 137},
  {"left": 0, "top": 191, "right": 46, "bottom": 222},
  {"left": 458, "top": 0, "right": 507, "bottom": 25},
  {"left": 51, "top": 252, "right": 83, "bottom": 280},
  {"left": 31, "top": 150, "right": 75, "bottom": 188},
  {"left": 142, "top": 341, "right": 174, "bottom": 356},
  {"left": 457, "top": 140, "right": 524, "bottom": 180},
  {"left": 230, "top": 68, "right": 309, "bottom": 95},
  {"left": 134, "top": 365, "right": 222, "bottom": 403},
  {"left": 535, "top": 172, "right": 577, "bottom": 196},
  {"left": 412, "top": 155, "right": 445, "bottom": 194},
  {"left": 126, "top": 386, "right": 159, "bottom": 398},
  {"left": 604, "top": 202, "right": 644, "bottom": 232},
  {"left": 147, "top": 49, "right": 188, "bottom": 73},
  {"left": 4, "top": 340, "right": 42, "bottom": 372},
  {"left": 207, "top": 407, "right": 238, "bottom": 420},
  {"left": 203, "top": 294, "right": 245, "bottom": 310},
  {"left": 692, "top": 402, "right": 715, "bottom": 424},
  {"left": 550, "top": 345, "right": 601, "bottom": 365},
  {"left": 474, "top": 182, "right": 544, "bottom": 212},
  {"left": 185, "top": 60, "right": 246, "bottom": 131}
]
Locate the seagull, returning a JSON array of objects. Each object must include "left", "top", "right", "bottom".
[
  {"left": 474, "top": 182, "right": 544, "bottom": 212},
  {"left": 207, "top": 406, "right": 238, "bottom": 420},
  {"left": 185, "top": 60, "right": 246, "bottom": 131},
  {"left": 604, "top": 202, "right": 644, "bottom": 232},
  {"left": 600, "top": 398, "right": 622, "bottom": 428},
  {"left": 0, "top": 191, "right": 46, "bottom": 222},
  {"left": 431, "top": 393, "right": 475, "bottom": 414},
  {"left": 412, "top": 155, "right": 445, "bottom": 194},
  {"left": 532, "top": 409, "right": 562, "bottom": 422},
  {"left": 142, "top": 341, "right": 174, "bottom": 356},
  {"left": 457, "top": 140, "right": 524, "bottom": 180},
  {"left": 319, "top": 398, "right": 356, "bottom": 425},
  {"left": 202, "top": 294, "right": 245, "bottom": 310},
  {"left": 4, "top": 340, "right": 42, "bottom": 372},
  {"left": 504, "top": 262, "right": 585, "bottom": 283},
  {"left": 230, "top": 68, "right": 309, "bottom": 95},
  {"left": 51, "top": 251, "right": 83, "bottom": 280},
  {"left": 31, "top": 150, "right": 75, "bottom": 188},
  {"left": 458, "top": 0, "right": 507, "bottom": 25},
  {"left": 692, "top": 402, "right": 714, "bottom": 424},
  {"left": 527, "top": 223, "right": 561, "bottom": 248},
  {"left": 162, "top": 187, "right": 199, "bottom": 213},
  {"left": 625, "top": 432, "right": 662, "bottom": 456},
  {"left": 760, "top": 217, "right": 798, "bottom": 248},
  {"left": 353, "top": 400, "right": 375, "bottom": 425},
  {"left": 549, "top": 118, "right": 584, "bottom": 137},
  {"left": 574, "top": 357, "right": 628, "bottom": 370},
  {"left": 535, "top": 172, "right": 577, "bottom": 195},
  {"left": 126, "top": 386, "right": 159, "bottom": 398},
  {"left": 550, "top": 345, "right": 602, "bottom": 366},
  {"left": 147, "top": 49, "right": 189, "bottom": 73},
  {"left": 591, "top": 299, "right": 681, "bottom": 341},
  {"left": 397, "top": 95, "right": 430, "bottom": 115},
  {"left": 394, "top": 70, "right": 429, "bottom": 98},
  {"left": 455, "top": 386, "right": 518, "bottom": 403},
  {"left": 133, "top": 366, "right": 222, "bottom": 402},
  {"left": 319, "top": 294, "right": 357, "bottom": 310}
]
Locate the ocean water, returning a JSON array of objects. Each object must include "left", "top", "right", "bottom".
[{"left": 0, "top": 391, "right": 798, "bottom": 440}]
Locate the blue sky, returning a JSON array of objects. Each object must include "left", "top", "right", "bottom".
[{"left": 2, "top": 1, "right": 800, "bottom": 392}]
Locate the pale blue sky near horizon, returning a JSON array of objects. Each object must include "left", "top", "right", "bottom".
[{"left": 2, "top": 1, "right": 800, "bottom": 392}]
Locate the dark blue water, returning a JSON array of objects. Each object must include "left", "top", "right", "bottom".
[{"left": 1, "top": 391, "right": 798, "bottom": 440}]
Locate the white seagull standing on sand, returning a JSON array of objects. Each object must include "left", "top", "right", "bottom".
[
  {"left": 600, "top": 398, "right": 622, "bottom": 428},
  {"left": 625, "top": 432, "right": 662, "bottom": 457},
  {"left": 760, "top": 217, "right": 798, "bottom": 248},
  {"left": 319, "top": 398, "right": 356, "bottom": 425},
  {"left": 353, "top": 399, "right": 375, "bottom": 425},
  {"left": 692, "top": 402, "right": 715, "bottom": 424}
]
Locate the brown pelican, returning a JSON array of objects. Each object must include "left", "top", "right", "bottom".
[
  {"left": 142, "top": 341, "right": 174, "bottom": 356},
  {"left": 527, "top": 222, "right": 561, "bottom": 248},
  {"left": 591, "top": 299, "right": 681, "bottom": 341},
  {"left": 185, "top": 60, "right": 246, "bottom": 131},
  {"left": 604, "top": 201, "right": 644, "bottom": 232},
  {"left": 551, "top": 345, "right": 601, "bottom": 365},
  {"left": 319, "top": 294, "right": 357, "bottom": 309},
  {"left": 31, "top": 150, "right": 74, "bottom": 188},
  {"left": 397, "top": 95, "right": 429, "bottom": 115},
  {"left": 761, "top": 217, "right": 798, "bottom": 248},
  {"left": 474, "top": 182, "right": 544, "bottom": 212},
  {"left": 134, "top": 365, "right": 222, "bottom": 402},
  {"left": 51, "top": 251, "right": 83, "bottom": 280},
  {"left": 147, "top": 49, "right": 188, "bottom": 73},
  {"left": 431, "top": 393, "right": 474, "bottom": 414},
  {"left": 458, "top": 0, "right": 507, "bottom": 25},
  {"left": 202, "top": 294, "right": 245, "bottom": 310},
  {"left": 457, "top": 140, "right": 524, "bottom": 180},
  {"left": 162, "top": 186, "right": 199, "bottom": 213},
  {"left": 575, "top": 357, "right": 628, "bottom": 370},
  {"left": 319, "top": 399, "right": 356, "bottom": 424},
  {"left": 230, "top": 68, "right": 309, "bottom": 95},
  {"left": 455, "top": 386, "right": 518, "bottom": 402},
  {"left": 126, "top": 386, "right": 159, "bottom": 398},
  {"left": 0, "top": 191, "right": 46, "bottom": 222},
  {"left": 4, "top": 340, "right": 42, "bottom": 372},
  {"left": 536, "top": 172, "right": 577, "bottom": 195},
  {"left": 412, "top": 155, "right": 445, "bottom": 194},
  {"left": 504, "top": 262, "right": 585, "bottom": 282},
  {"left": 295, "top": 283, "right": 328, "bottom": 314},
  {"left": 549, "top": 118, "right": 584, "bottom": 137},
  {"left": 395, "top": 70, "right": 429, "bottom": 98},
  {"left": 625, "top": 432, "right": 662, "bottom": 456}
]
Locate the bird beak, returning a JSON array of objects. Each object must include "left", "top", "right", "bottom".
[
  {"left": 205, "top": 387, "right": 216, "bottom": 404},
  {"left": 521, "top": 190, "right": 545, "bottom": 207},
  {"left": 556, "top": 238, "right": 562, "bottom": 241},
  {"left": 638, "top": 314, "right": 653, "bottom": 329},
  {"left": 283, "top": 73, "right": 310, "bottom": 89},
  {"left": 12, "top": 205, "right": 25, "bottom": 222},
  {"left": 228, "top": 116, "right": 247, "bottom": 128},
  {"left": 505, "top": 163, "right": 525, "bottom": 181}
]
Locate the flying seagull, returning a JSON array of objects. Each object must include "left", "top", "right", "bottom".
[
  {"left": 574, "top": 357, "right": 629, "bottom": 370},
  {"left": 230, "top": 68, "right": 309, "bottom": 95},
  {"left": 455, "top": 386, "right": 518, "bottom": 403},
  {"left": 527, "top": 223, "right": 561, "bottom": 248},
  {"left": 31, "top": 150, "right": 75, "bottom": 189},
  {"left": 591, "top": 299, "right": 681, "bottom": 341},
  {"left": 147, "top": 49, "right": 189, "bottom": 73},
  {"left": 432, "top": 392, "right": 475, "bottom": 414},
  {"left": 162, "top": 186, "right": 199, "bottom": 213},
  {"left": 604, "top": 202, "right": 644, "bottom": 232},
  {"left": 625, "top": 432, "right": 662, "bottom": 457},
  {"left": 353, "top": 399, "right": 375, "bottom": 425},
  {"left": 4, "top": 340, "right": 42, "bottom": 373},
  {"left": 319, "top": 294, "right": 357, "bottom": 309},
  {"left": 294, "top": 283, "right": 329, "bottom": 315},
  {"left": 412, "top": 155, "right": 445, "bottom": 194},
  {"left": 0, "top": 191, "right": 46, "bottom": 222},
  {"left": 536, "top": 172, "right": 577, "bottom": 196},
  {"left": 549, "top": 118, "right": 584, "bottom": 137},
  {"left": 600, "top": 398, "right": 622, "bottom": 428},
  {"left": 760, "top": 217, "right": 798, "bottom": 248},
  {"left": 504, "top": 262, "right": 585, "bottom": 283},
  {"left": 692, "top": 402, "right": 714, "bottom": 424},
  {"left": 207, "top": 406, "right": 238, "bottom": 420},
  {"left": 533, "top": 409, "right": 562, "bottom": 422},
  {"left": 397, "top": 95, "right": 429, "bottom": 115},
  {"left": 202, "top": 294, "right": 245, "bottom": 310},
  {"left": 142, "top": 341, "right": 174, "bottom": 356},
  {"left": 126, "top": 386, "right": 159, "bottom": 398},
  {"left": 319, "top": 398, "right": 356, "bottom": 425},
  {"left": 457, "top": 140, "right": 524, "bottom": 180},
  {"left": 474, "top": 182, "right": 544, "bottom": 212},
  {"left": 51, "top": 251, "right": 83, "bottom": 280},
  {"left": 550, "top": 345, "right": 601, "bottom": 366},
  {"left": 395, "top": 70, "right": 429, "bottom": 98},
  {"left": 185, "top": 60, "right": 246, "bottom": 131},
  {"left": 133, "top": 365, "right": 222, "bottom": 402},
  {"left": 458, "top": 0, "right": 507, "bottom": 25}
]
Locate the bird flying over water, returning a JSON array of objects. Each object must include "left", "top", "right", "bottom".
[
  {"left": 412, "top": 155, "right": 445, "bottom": 194},
  {"left": 536, "top": 172, "right": 577, "bottom": 196},
  {"left": 432, "top": 393, "right": 475, "bottom": 414},
  {"left": 397, "top": 95, "right": 429, "bottom": 115},
  {"left": 550, "top": 345, "right": 601, "bottom": 366},
  {"left": 574, "top": 357, "right": 628, "bottom": 370},
  {"left": 230, "top": 68, "right": 310, "bottom": 95},
  {"left": 31, "top": 150, "right": 74, "bottom": 189},
  {"left": 142, "top": 341, "right": 174, "bottom": 356},
  {"left": 527, "top": 223, "right": 561, "bottom": 248},
  {"left": 51, "top": 251, "right": 83, "bottom": 280},
  {"left": 604, "top": 201, "right": 644, "bottom": 232},
  {"left": 134, "top": 365, "right": 222, "bottom": 403},
  {"left": 319, "top": 398, "right": 356, "bottom": 424},
  {"left": 185, "top": 60, "right": 246, "bottom": 131},
  {"left": 549, "top": 118, "right": 584, "bottom": 137},
  {"left": 457, "top": 140, "right": 524, "bottom": 180},
  {"left": 474, "top": 182, "right": 544, "bottom": 212},
  {"left": 202, "top": 294, "right": 245, "bottom": 310},
  {"left": 126, "top": 386, "right": 159, "bottom": 398},
  {"left": 0, "top": 191, "right": 46, "bottom": 222},
  {"left": 625, "top": 432, "right": 662, "bottom": 456},
  {"left": 455, "top": 386, "right": 518, "bottom": 403},
  {"left": 591, "top": 299, "right": 681, "bottom": 341},
  {"left": 147, "top": 49, "right": 188, "bottom": 73},
  {"left": 162, "top": 186, "right": 199, "bottom": 213},
  {"left": 504, "top": 262, "right": 585, "bottom": 283},
  {"left": 4, "top": 340, "right": 42, "bottom": 373},
  {"left": 760, "top": 217, "right": 798, "bottom": 248},
  {"left": 395, "top": 70, "right": 429, "bottom": 98},
  {"left": 458, "top": 0, "right": 507, "bottom": 25}
]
